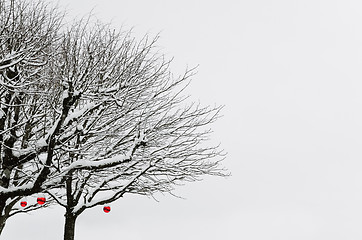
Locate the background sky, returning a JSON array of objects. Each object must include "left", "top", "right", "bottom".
[{"left": 2, "top": 0, "right": 362, "bottom": 239}]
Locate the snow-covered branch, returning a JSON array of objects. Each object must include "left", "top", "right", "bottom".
[{"left": 0, "top": 2, "right": 227, "bottom": 236}]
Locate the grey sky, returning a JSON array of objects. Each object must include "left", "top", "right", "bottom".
[{"left": 2, "top": 0, "right": 362, "bottom": 239}]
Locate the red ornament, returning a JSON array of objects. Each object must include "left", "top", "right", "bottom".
[
  {"left": 37, "top": 197, "right": 46, "bottom": 205},
  {"left": 103, "top": 206, "right": 111, "bottom": 213},
  {"left": 20, "top": 201, "right": 27, "bottom": 207}
]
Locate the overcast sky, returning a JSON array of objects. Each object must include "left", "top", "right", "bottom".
[{"left": 2, "top": 0, "right": 362, "bottom": 239}]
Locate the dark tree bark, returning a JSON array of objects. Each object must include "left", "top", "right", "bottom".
[
  {"left": 63, "top": 211, "right": 78, "bottom": 240},
  {"left": 0, "top": 216, "right": 7, "bottom": 236},
  {"left": 0, "top": 198, "right": 18, "bottom": 235}
]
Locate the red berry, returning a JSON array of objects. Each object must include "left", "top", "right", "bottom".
[
  {"left": 20, "top": 201, "right": 27, "bottom": 207},
  {"left": 103, "top": 206, "right": 111, "bottom": 213},
  {"left": 37, "top": 197, "right": 46, "bottom": 205}
]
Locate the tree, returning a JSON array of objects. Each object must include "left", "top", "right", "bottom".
[
  {"left": 44, "top": 18, "right": 226, "bottom": 240},
  {"left": 0, "top": 0, "right": 227, "bottom": 239},
  {"left": 0, "top": 0, "right": 64, "bottom": 233}
]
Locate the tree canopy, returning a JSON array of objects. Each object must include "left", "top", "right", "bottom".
[{"left": 0, "top": 0, "right": 227, "bottom": 238}]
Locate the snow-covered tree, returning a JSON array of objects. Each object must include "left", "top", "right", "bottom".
[
  {"left": 0, "top": 0, "right": 64, "bottom": 233},
  {"left": 43, "top": 19, "right": 227, "bottom": 240},
  {"left": 0, "top": 0, "right": 227, "bottom": 239}
]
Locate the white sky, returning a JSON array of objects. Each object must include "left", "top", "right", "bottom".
[{"left": 2, "top": 0, "right": 362, "bottom": 239}]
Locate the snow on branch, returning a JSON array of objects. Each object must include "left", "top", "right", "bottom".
[
  {"left": 61, "top": 133, "right": 145, "bottom": 174},
  {"left": 73, "top": 163, "right": 152, "bottom": 213},
  {"left": 0, "top": 1, "right": 227, "bottom": 231}
]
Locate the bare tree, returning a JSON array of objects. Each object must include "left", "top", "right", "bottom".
[
  {"left": 38, "top": 19, "right": 226, "bottom": 240},
  {"left": 0, "top": 0, "right": 64, "bottom": 233},
  {"left": 0, "top": 0, "right": 227, "bottom": 239}
]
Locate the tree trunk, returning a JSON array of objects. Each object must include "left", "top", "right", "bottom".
[
  {"left": 63, "top": 211, "right": 78, "bottom": 240},
  {"left": 0, "top": 215, "right": 7, "bottom": 236},
  {"left": 0, "top": 198, "right": 12, "bottom": 236}
]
